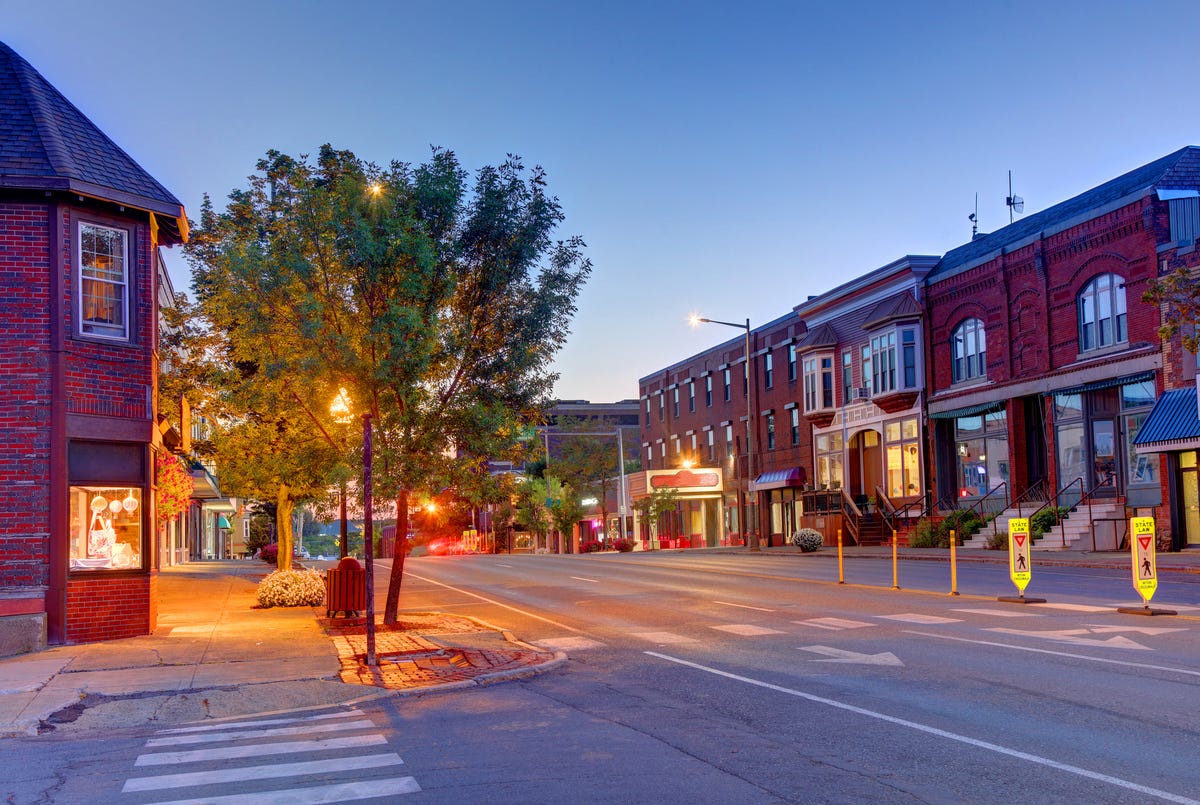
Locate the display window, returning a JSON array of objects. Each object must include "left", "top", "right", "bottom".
[{"left": 70, "top": 486, "right": 144, "bottom": 570}]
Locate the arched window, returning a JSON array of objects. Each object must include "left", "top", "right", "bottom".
[
  {"left": 951, "top": 318, "right": 986, "bottom": 382},
  {"left": 1078, "top": 274, "right": 1127, "bottom": 351}
]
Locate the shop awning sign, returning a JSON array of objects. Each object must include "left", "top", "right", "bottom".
[
  {"left": 1130, "top": 517, "right": 1158, "bottom": 604},
  {"left": 1008, "top": 517, "right": 1032, "bottom": 594}
]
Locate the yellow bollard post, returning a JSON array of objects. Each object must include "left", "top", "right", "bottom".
[
  {"left": 949, "top": 528, "right": 959, "bottom": 596},
  {"left": 837, "top": 528, "right": 844, "bottom": 584},
  {"left": 891, "top": 528, "right": 900, "bottom": 590}
]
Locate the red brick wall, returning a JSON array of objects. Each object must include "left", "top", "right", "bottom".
[
  {"left": 65, "top": 572, "right": 156, "bottom": 643},
  {"left": 0, "top": 202, "right": 53, "bottom": 590}
]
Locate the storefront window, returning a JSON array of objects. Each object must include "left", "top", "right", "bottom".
[
  {"left": 1057, "top": 423, "right": 1087, "bottom": 486},
  {"left": 816, "top": 432, "right": 844, "bottom": 489},
  {"left": 955, "top": 410, "right": 1007, "bottom": 498},
  {"left": 70, "top": 487, "right": 143, "bottom": 570}
]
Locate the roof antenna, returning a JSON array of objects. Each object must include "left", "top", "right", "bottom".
[
  {"left": 1006, "top": 170, "right": 1024, "bottom": 224},
  {"left": 968, "top": 192, "right": 979, "bottom": 238}
]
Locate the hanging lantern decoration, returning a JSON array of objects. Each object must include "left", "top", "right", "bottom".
[
  {"left": 109, "top": 499, "right": 123, "bottom": 515},
  {"left": 90, "top": 495, "right": 109, "bottom": 513},
  {"left": 122, "top": 490, "right": 139, "bottom": 513}
]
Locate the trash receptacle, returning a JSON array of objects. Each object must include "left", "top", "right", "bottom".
[{"left": 324, "top": 556, "right": 366, "bottom": 618}]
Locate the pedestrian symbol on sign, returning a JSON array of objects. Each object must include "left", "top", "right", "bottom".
[
  {"left": 1130, "top": 518, "right": 1158, "bottom": 604},
  {"left": 1007, "top": 519, "right": 1032, "bottom": 596}
]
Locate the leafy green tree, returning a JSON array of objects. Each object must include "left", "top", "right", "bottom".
[
  {"left": 1144, "top": 266, "right": 1200, "bottom": 352},
  {"left": 186, "top": 145, "right": 589, "bottom": 620},
  {"left": 633, "top": 487, "right": 680, "bottom": 546},
  {"left": 547, "top": 479, "right": 586, "bottom": 553}
]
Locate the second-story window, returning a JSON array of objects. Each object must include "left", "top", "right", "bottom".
[
  {"left": 1078, "top": 273, "right": 1127, "bottom": 352},
  {"left": 803, "top": 355, "right": 834, "bottom": 413},
  {"left": 842, "top": 350, "right": 853, "bottom": 403},
  {"left": 861, "top": 345, "right": 872, "bottom": 397},
  {"left": 724, "top": 369, "right": 731, "bottom": 401},
  {"left": 707, "top": 430, "right": 715, "bottom": 461},
  {"left": 688, "top": 381, "right": 696, "bottom": 413},
  {"left": 79, "top": 222, "right": 130, "bottom": 340},
  {"left": 645, "top": 398, "right": 650, "bottom": 426},
  {"left": 788, "top": 344, "right": 797, "bottom": 382},
  {"left": 705, "top": 376, "right": 713, "bottom": 407},
  {"left": 952, "top": 318, "right": 986, "bottom": 383},
  {"left": 870, "top": 331, "right": 897, "bottom": 393},
  {"left": 725, "top": 424, "right": 734, "bottom": 457},
  {"left": 791, "top": 408, "right": 800, "bottom": 446},
  {"left": 658, "top": 394, "right": 664, "bottom": 421},
  {"left": 765, "top": 413, "right": 775, "bottom": 450},
  {"left": 672, "top": 388, "right": 679, "bottom": 417},
  {"left": 764, "top": 352, "right": 774, "bottom": 388}
]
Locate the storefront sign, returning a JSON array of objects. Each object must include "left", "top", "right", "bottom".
[{"left": 649, "top": 468, "right": 722, "bottom": 490}]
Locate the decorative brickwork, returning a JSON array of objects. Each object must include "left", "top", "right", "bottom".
[{"left": 65, "top": 571, "right": 156, "bottom": 643}]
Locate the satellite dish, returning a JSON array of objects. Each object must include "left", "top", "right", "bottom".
[
  {"left": 1011, "top": 195, "right": 1024, "bottom": 213},
  {"left": 1006, "top": 171, "right": 1025, "bottom": 222}
]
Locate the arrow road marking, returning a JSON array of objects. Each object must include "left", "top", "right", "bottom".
[
  {"left": 987, "top": 628, "right": 1151, "bottom": 651},
  {"left": 1083, "top": 624, "right": 1187, "bottom": 636},
  {"left": 799, "top": 645, "right": 904, "bottom": 666}
]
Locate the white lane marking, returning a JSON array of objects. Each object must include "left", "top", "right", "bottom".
[
  {"left": 909, "top": 631, "right": 1200, "bottom": 678},
  {"left": 123, "top": 753, "right": 403, "bottom": 792},
  {"left": 497, "top": 563, "right": 513, "bottom": 567},
  {"left": 798, "top": 646, "right": 904, "bottom": 666},
  {"left": 404, "top": 571, "right": 582, "bottom": 632},
  {"left": 531, "top": 636, "right": 606, "bottom": 651},
  {"left": 147, "top": 719, "right": 375, "bottom": 747},
  {"left": 797, "top": 617, "right": 875, "bottom": 630},
  {"left": 630, "top": 631, "right": 699, "bottom": 644},
  {"left": 1084, "top": 625, "right": 1187, "bottom": 635},
  {"left": 155, "top": 710, "right": 362, "bottom": 735},
  {"left": 145, "top": 776, "right": 422, "bottom": 804},
  {"left": 714, "top": 601, "right": 776, "bottom": 612},
  {"left": 1029, "top": 602, "right": 1112, "bottom": 613},
  {"left": 710, "top": 624, "right": 786, "bottom": 636},
  {"left": 985, "top": 628, "right": 1151, "bottom": 651},
  {"left": 136, "top": 735, "right": 387, "bottom": 766},
  {"left": 877, "top": 613, "right": 962, "bottom": 624},
  {"left": 645, "top": 651, "right": 1198, "bottom": 805},
  {"left": 952, "top": 608, "right": 1042, "bottom": 618},
  {"left": 570, "top": 576, "right": 600, "bottom": 583}
]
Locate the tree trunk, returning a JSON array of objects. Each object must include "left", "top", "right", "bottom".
[
  {"left": 276, "top": 482, "right": 294, "bottom": 571},
  {"left": 383, "top": 488, "right": 409, "bottom": 624}
]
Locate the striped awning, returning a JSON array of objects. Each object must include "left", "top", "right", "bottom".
[
  {"left": 751, "top": 466, "right": 806, "bottom": 491},
  {"left": 1134, "top": 387, "right": 1200, "bottom": 453},
  {"left": 928, "top": 400, "right": 1006, "bottom": 420},
  {"left": 1048, "top": 370, "right": 1156, "bottom": 398}
]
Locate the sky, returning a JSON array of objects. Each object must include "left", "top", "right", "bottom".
[{"left": 6, "top": 1, "right": 1200, "bottom": 404}]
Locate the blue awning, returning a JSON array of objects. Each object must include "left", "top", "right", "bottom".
[
  {"left": 928, "top": 400, "right": 1006, "bottom": 420},
  {"left": 217, "top": 515, "right": 231, "bottom": 529},
  {"left": 1048, "top": 370, "right": 1156, "bottom": 398},
  {"left": 752, "top": 466, "right": 807, "bottom": 491},
  {"left": 1134, "top": 387, "right": 1200, "bottom": 452}
]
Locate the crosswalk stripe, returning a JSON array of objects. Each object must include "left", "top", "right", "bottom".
[
  {"left": 136, "top": 734, "right": 388, "bottom": 766},
  {"left": 877, "top": 614, "right": 962, "bottom": 624},
  {"left": 952, "top": 608, "right": 1041, "bottom": 618},
  {"left": 147, "top": 719, "right": 375, "bottom": 747},
  {"left": 629, "top": 631, "right": 698, "bottom": 644},
  {"left": 797, "top": 618, "right": 875, "bottom": 630},
  {"left": 710, "top": 624, "right": 786, "bottom": 636},
  {"left": 1028, "top": 603, "right": 1111, "bottom": 613},
  {"left": 156, "top": 710, "right": 362, "bottom": 735},
  {"left": 141, "top": 776, "right": 421, "bottom": 804},
  {"left": 123, "top": 752, "right": 404, "bottom": 792}
]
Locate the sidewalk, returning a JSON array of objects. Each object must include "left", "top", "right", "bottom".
[{"left": 0, "top": 561, "right": 562, "bottom": 738}]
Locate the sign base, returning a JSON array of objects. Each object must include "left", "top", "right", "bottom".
[
  {"left": 997, "top": 596, "right": 1047, "bottom": 604},
  {"left": 1116, "top": 606, "right": 1177, "bottom": 617}
]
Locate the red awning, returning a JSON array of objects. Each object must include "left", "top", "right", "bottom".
[{"left": 751, "top": 467, "right": 806, "bottom": 492}]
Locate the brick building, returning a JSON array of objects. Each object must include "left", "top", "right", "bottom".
[
  {"left": 0, "top": 41, "right": 187, "bottom": 652},
  {"left": 924, "top": 147, "right": 1200, "bottom": 549}
]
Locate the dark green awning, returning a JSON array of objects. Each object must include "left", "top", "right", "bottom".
[
  {"left": 928, "top": 400, "right": 1006, "bottom": 420},
  {"left": 1046, "top": 371, "right": 1155, "bottom": 397}
]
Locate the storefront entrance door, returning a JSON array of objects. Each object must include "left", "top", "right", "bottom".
[
  {"left": 1091, "top": 419, "right": 1118, "bottom": 496},
  {"left": 1181, "top": 452, "right": 1200, "bottom": 546}
]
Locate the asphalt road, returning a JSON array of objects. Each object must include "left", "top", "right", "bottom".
[{"left": 376, "top": 551, "right": 1200, "bottom": 803}]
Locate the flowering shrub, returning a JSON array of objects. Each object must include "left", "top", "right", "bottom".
[
  {"left": 790, "top": 529, "right": 823, "bottom": 552},
  {"left": 256, "top": 568, "right": 326, "bottom": 608},
  {"left": 156, "top": 452, "right": 194, "bottom": 526},
  {"left": 580, "top": 540, "right": 604, "bottom": 553},
  {"left": 260, "top": 544, "right": 279, "bottom": 564},
  {"left": 612, "top": 538, "right": 635, "bottom": 552}
]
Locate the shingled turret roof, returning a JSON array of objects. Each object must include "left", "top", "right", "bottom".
[{"left": 0, "top": 41, "right": 186, "bottom": 243}]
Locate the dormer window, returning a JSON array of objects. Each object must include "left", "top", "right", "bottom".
[
  {"left": 1078, "top": 273, "right": 1127, "bottom": 352},
  {"left": 866, "top": 325, "right": 923, "bottom": 394},
  {"left": 951, "top": 318, "right": 986, "bottom": 383}
]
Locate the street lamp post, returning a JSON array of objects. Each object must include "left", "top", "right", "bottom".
[
  {"left": 691, "top": 315, "right": 759, "bottom": 551},
  {"left": 362, "top": 413, "right": 376, "bottom": 667}
]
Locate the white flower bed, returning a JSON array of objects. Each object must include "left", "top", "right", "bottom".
[
  {"left": 256, "top": 568, "right": 326, "bottom": 608},
  {"left": 790, "top": 529, "right": 824, "bottom": 552}
]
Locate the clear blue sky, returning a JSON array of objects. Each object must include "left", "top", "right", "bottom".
[{"left": 7, "top": 1, "right": 1200, "bottom": 403}]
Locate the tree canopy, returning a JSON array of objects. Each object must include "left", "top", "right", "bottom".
[{"left": 184, "top": 145, "right": 590, "bottom": 615}]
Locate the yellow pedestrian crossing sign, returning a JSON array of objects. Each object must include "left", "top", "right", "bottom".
[
  {"left": 1130, "top": 517, "right": 1158, "bottom": 603},
  {"left": 1009, "top": 517, "right": 1032, "bottom": 594}
]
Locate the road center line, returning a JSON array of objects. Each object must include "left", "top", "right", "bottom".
[
  {"left": 713, "top": 601, "right": 775, "bottom": 612},
  {"left": 570, "top": 576, "right": 600, "bottom": 583},
  {"left": 644, "top": 651, "right": 1198, "bottom": 805},
  {"left": 404, "top": 571, "right": 582, "bottom": 633},
  {"left": 905, "top": 630, "right": 1200, "bottom": 677}
]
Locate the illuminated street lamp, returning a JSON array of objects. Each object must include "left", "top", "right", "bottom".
[{"left": 689, "top": 314, "right": 759, "bottom": 551}]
